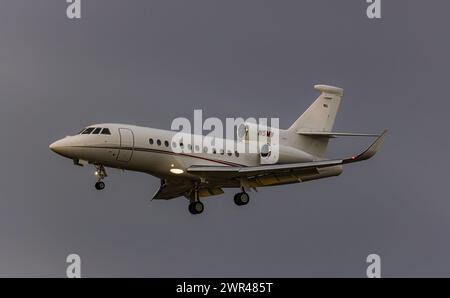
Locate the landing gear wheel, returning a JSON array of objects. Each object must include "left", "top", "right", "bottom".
[
  {"left": 234, "top": 192, "right": 250, "bottom": 206},
  {"left": 189, "top": 201, "right": 204, "bottom": 215},
  {"left": 95, "top": 181, "right": 105, "bottom": 190},
  {"left": 93, "top": 165, "right": 107, "bottom": 190}
]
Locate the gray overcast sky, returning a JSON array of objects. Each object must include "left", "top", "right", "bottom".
[{"left": 1, "top": 0, "right": 449, "bottom": 277}]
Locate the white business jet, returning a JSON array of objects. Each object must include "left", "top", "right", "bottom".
[{"left": 49, "top": 85, "right": 388, "bottom": 215}]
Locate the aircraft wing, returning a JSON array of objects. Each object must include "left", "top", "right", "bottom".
[
  {"left": 187, "top": 129, "right": 388, "bottom": 178},
  {"left": 154, "top": 130, "right": 387, "bottom": 199},
  {"left": 297, "top": 131, "right": 379, "bottom": 138},
  {"left": 187, "top": 159, "right": 342, "bottom": 178},
  {"left": 342, "top": 129, "right": 389, "bottom": 163}
]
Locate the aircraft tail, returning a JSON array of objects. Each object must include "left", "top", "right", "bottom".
[{"left": 287, "top": 84, "right": 344, "bottom": 157}]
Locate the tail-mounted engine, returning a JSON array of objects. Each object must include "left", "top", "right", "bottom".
[
  {"left": 237, "top": 122, "right": 278, "bottom": 142},
  {"left": 259, "top": 143, "right": 314, "bottom": 165}
]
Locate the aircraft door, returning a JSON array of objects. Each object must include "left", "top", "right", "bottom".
[{"left": 117, "top": 128, "right": 134, "bottom": 162}]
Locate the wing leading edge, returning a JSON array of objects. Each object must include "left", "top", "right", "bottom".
[{"left": 297, "top": 131, "right": 380, "bottom": 138}]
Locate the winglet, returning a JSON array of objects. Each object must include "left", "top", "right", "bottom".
[{"left": 343, "top": 129, "right": 389, "bottom": 163}]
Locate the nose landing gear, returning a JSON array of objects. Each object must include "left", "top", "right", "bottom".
[
  {"left": 95, "top": 181, "right": 105, "bottom": 190},
  {"left": 94, "top": 165, "right": 107, "bottom": 190}
]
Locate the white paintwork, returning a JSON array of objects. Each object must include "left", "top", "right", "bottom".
[{"left": 49, "top": 84, "right": 387, "bottom": 209}]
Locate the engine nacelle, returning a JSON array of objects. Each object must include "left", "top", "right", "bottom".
[
  {"left": 260, "top": 143, "right": 314, "bottom": 165},
  {"left": 237, "top": 122, "right": 278, "bottom": 142}
]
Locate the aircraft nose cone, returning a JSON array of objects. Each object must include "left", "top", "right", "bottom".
[
  {"left": 49, "top": 137, "right": 79, "bottom": 159},
  {"left": 49, "top": 139, "right": 65, "bottom": 155},
  {"left": 49, "top": 140, "right": 58, "bottom": 152}
]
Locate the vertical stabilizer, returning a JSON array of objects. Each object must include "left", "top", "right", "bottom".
[{"left": 287, "top": 84, "right": 344, "bottom": 157}]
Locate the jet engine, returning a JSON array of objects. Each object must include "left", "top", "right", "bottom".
[
  {"left": 259, "top": 143, "right": 314, "bottom": 165},
  {"left": 237, "top": 122, "right": 278, "bottom": 142}
]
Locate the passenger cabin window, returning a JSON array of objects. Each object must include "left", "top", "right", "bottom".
[
  {"left": 92, "top": 127, "right": 102, "bottom": 134},
  {"left": 149, "top": 138, "right": 154, "bottom": 145},
  {"left": 157, "top": 139, "right": 161, "bottom": 146},
  {"left": 101, "top": 128, "right": 111, "bottom": 135},
  {"left": 164, "top": 140, "right": 169, "bottom": 147},
  {"left": 82, "top": 127, "right": 95, "bottom": 134}
]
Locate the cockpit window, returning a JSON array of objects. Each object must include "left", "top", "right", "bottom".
[
  {"left": 82, "top": 127, "right": 95, "bottom": 134},
  {"left": 92, "top": 127, "right": 102, "bottom": 134},
  {"left": 78, "top": 128, "right": 87, "bottom": 134},
  {"left": 101, "top": 128, "right": 111, "bottom": 135}
]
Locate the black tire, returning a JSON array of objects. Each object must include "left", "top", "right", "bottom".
[
  {"left": 95, "top": 181, "right": 105, "bottom": 190},
  {"left": 240, "top": 192, "right": 250, "bottom": 205},
  {"left": 234, "top": 192, "right": 250, "bottom": 206},
  {"left": 234, "top": 193, "right": 243, "bottom": 206},
  {"left": 193, "top": 201, "right": 204, "bottom": 214},
  {"left": 189, "top": 201, "right": 204, "bottom": 215},
  {"left": 188, "top": 203, "right": 196, "bottom": 214}
]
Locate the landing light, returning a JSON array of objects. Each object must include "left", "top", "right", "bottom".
[{"left": 170, "top": 168, "right": 184, "bottom": 174}]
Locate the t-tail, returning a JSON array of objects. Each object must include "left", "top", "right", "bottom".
[{"left": 287, "top": 84, "right": 380, "bottom": 158}]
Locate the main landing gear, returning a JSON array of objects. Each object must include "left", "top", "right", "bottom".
[
  {"left": 189, "top": 201, "right": 204, "bottom": 215},
  {"left": 94, "top": 165, "right": 107, "bottom": 190},
  {"left": 188, "top": 186, "right": 204, "bottom": 215},
  {"left": 234, "top": 191, "right": 250, "bottom": 206},
  {"left": 187, "top": 187, "right": 250, "bottom": 214}
]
